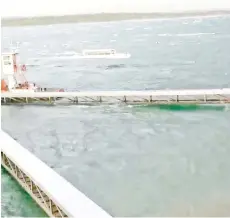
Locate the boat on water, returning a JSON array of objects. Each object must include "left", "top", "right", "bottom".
[
  {"left": 74, "top": 49, "right": 131, "bottom": 59},
  {"left": 1, "top": 52, "right": 64, "bottom": 94}
]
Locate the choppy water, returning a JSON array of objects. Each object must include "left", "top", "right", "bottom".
[{"left": 1, "top": 15, "right": 230, "bottom": 217}]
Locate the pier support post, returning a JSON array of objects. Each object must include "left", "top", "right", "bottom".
[
  {"left": 149, "top": 96, "right": 152, "bottom": 102},
  {"left": 176, "top": 95, "right": 179, "bottom": 102},
  {"left": 204, "top": 95, "right": 207, "bottom": 103}
]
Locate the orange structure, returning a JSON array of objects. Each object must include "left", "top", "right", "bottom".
[
  {"left": 1, "top": 52, "right": 65, "bottom": 93},
  {"left": 1, "top": 79, "right": 8, "bottom": 91}
]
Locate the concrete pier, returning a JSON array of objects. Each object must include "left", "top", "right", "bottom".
[
  {"left": 1, "top": 88, "right": 230, "bottom": 105},
  {"left": 1, "top": 131, "right": 112, "bottom": 218}
]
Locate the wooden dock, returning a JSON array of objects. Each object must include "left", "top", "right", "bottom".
[{"left": 1, "top": 88, "right": 230, "bottom": 105}]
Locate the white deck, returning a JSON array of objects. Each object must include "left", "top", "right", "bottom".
[
  {"left": 1, "top": 131, "right": 111, "bottom": 218},
  {"left": 2, "top": 88, "right": 230, "bottom": 98},
  {"left": 1, "top": 88, "right": 230, "bottom": 105}
]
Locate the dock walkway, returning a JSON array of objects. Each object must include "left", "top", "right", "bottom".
[
  {"left": 1, "top": 131, "right": 112, "bottom": 218},
  {"left": 1, "top": 88, "right": 230, "bottom": 105}
]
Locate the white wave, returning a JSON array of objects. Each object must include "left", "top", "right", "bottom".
[
  {"left": 193, "top": 18, "right": 203, "bottom": 23},
  {"left": 127, "top": 105, "right": 133, "bottom": 108},
  {"left": 158, "top": 33, "right": 172, "bottom": 36},
  {"left": 177, "top": 32, "right": 216, "bottom": 36},
  {"left": 158, "top": 32, "right": 216, "bottom": 37},
  {"left": 182, "top": 21, "right": 189, "bottom": 24}
]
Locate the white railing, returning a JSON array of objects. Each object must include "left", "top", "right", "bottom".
[{"left": 1, "top": 130, "right": 112, "bottom": 218}]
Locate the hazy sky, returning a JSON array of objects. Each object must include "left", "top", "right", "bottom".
[{"left": 1, "top": 0, "right": 230, "bottom": 18}]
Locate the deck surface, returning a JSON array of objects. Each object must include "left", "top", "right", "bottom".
[
  {"left": 1, "top": 131, "right": 111, "bottom": 218},
  {"left": 1, "top": 89, "right": 230, "bottom": 105}
]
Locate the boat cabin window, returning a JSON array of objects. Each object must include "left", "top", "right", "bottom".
[
  {"left": 3, "top": 56, "right": 10, "bottom": 61},
  {"left": 2, "top": 55, "right": 12, "bottom": 66}
]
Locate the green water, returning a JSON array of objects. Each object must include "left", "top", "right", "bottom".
[
  {"left": 134, "top": 103, "right": 230, "bottom": 111},
  {"left": 1, "top": 168, "right": 47, "bottom": 217},
  {"left": 2, "top": 104, "right": 230, "bottom": 216}
]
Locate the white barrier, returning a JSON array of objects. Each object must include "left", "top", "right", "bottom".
[
  {"left": 2, "top": 88, "right": 230, "bottom": 105},
  {"left": 2, "top": 88, "right": 230, "bottom": 98},
  {"left": 1, "top": 130, "right": 112, "bottom": 218}
]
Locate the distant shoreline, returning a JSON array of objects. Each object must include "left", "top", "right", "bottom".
[{"left": 2, "top": 11, "right": 230, "bottom": 27}]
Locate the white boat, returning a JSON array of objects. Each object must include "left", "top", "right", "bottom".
[{"left": 74, "top": 49, "right": 131, "bottom": 59}]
